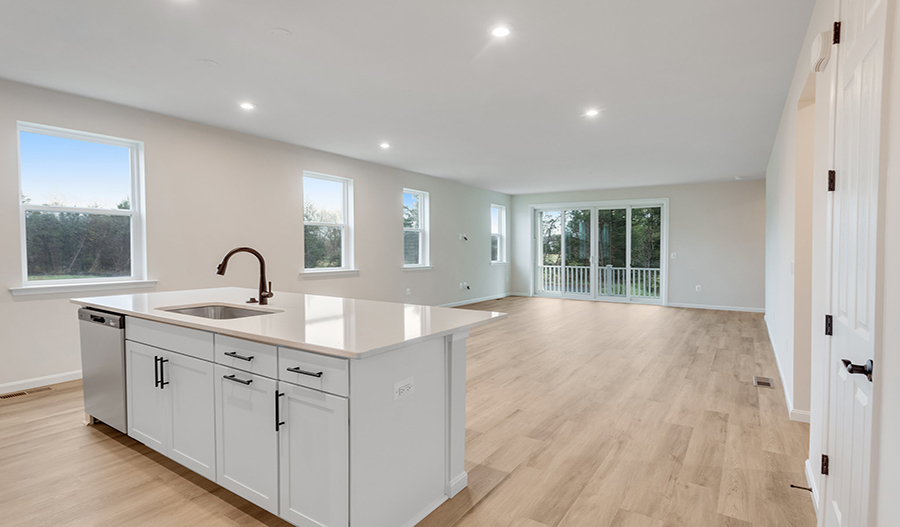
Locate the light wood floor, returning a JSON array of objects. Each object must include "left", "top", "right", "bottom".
[{"left": 0, "top": 297, "right": 816, "bottom": 527}]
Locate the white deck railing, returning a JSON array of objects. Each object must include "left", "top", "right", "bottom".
[{"left": 538, "top": 265, "right": 660, "bottom": 299}]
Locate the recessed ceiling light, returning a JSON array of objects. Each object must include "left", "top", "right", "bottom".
[
  {"left": 240, "top": 102, "right": 255, "bottom": 110},
  {"left": 491, "top": 25, "right": 511, "bottom": 38},
  {"left": 584, "top": 109, "right": 600, "bottom": 117},
  {"left": 380, "top": 143, "right": 391, "bottom": 149},
  {"left": 198, "top": 59, "right": 218, "bottom": 68}
]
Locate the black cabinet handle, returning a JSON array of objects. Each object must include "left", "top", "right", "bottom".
[
  {"left": 224, "top": 351, "right": 254, "bottom": 362},
  {"left": 275, "top": 391, "right": 285, "bottom": 432},
  {"left": 286, "top": 367, "right": 323, "bottom": 378},
  {"left": 841, "top": 359, "right": 874, "bottom": 382},
  {"left": 223, "top": 374, "right": 253, "bottom": 386},
  {"left": 154, "top": 356, "right": 160, "bottom": 387},
  {"left": 159, "top": 358, "right": 169, "bottom": 389}
]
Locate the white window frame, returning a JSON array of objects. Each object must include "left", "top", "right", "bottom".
[
  {"left": 490, "top": 204, "right": 507, "bottom": 264},
  {"left": 16, "top": 122, "right": 147, "bottom": 287},
  {"left": 402, "top": 188, "right": 430, "bottom": 268},
  {"left": 302, "top": 171, "right": 354, "bottom": 272}
]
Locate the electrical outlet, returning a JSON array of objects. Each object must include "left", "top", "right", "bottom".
[
  {"left": 405, "top": 288, "right": 411, "bottom": 296},
  {"left": 394, "top": 377, "right": 414, "bottom": 401},
  {"left": 459, "top": 282, "right": 464, "bottom": 290},
  {"left": 695, "top": 285, "right": 702, "bottom": 292}
]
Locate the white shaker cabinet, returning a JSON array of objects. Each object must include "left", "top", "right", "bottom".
[
  {"left": 125, "top": 341, "right": 216, "bottom": 481},
  {"left": 125, "top": 341, "right": 167, "bottom": 455},
  {"left": 278, "top": 381, "right": 349, "bottom": 527},
  {"left": 165, "top": 349, "right": 216, "bottom": 480},
  {"left": 214, "top": 365, "right": 279, "bottom": 515}
]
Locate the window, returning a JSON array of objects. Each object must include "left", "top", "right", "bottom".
[
  {"left": 403, "top": 189, "right": 429, "bottom": 267},
  {"left": 17, "top": 123, "right": 145, "bottom": 285},
  {"left": 491, "top": 204, "right": 506, "bottom": 263},
  {"left": 303, "top": 172, "right": 353, "bottom": 270}
]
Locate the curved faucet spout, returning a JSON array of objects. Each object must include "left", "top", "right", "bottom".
[{"left": 216, "top": 247, "right": 274, "bottom": 305}]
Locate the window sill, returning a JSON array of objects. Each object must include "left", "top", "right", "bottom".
[
  {"left": 491, "top": 261, "right": 508, "bottom": 266},
  {"left": 299, "top": 269, "right": 360, "bottom": 279},
  {"left": 402, "top": 265, "right": 433, "bottom": 271},
  {"left": 9, "top": 279, "right": 158, "bottom": 297}
]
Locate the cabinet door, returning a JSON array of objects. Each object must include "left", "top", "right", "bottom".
[
  {"left": 279, "top": 382, "right": 349, "bottom": 527},
  {"left": 215, "top": 365, "right": 279, "bottom": 514},
  {"left": 164, "top": 351, "right": 216, "bottom": 481},
  {"left": 125, "top": 341, "right": 167, "bottom": 454}
]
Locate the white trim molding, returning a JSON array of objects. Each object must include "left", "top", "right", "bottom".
[
  {"left": 668, "top": 302, "right": 765, "bottom": 313},
  {"left": 805, "top": 458, "right": 820, "bottom": 513},
  {"left": 0, "top": 369, "right": 82, "bottom": 395},
  {"left": 439, "top": 293, "right": 508, "bottom": 308},
  {"left": 298, "top": 269, "right": 360, "bottom": 279},
  {"left": 791, "top": 409, "right": 811, "bottom": 423},
  {"left": 9, "top": 279, "right": 157, "bottom": 296}
]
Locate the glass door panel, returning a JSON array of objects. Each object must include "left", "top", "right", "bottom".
[
  {"left": 564, "top": 210, "right": 591, "bottom": 295},
  {"left": 630, "top": 207, "right": 662, "bottom": 299},
  {"left": 597, "top": 208, "right": 627, "bottom": 297},
  {"left": 537, "top": 211, "right": 562, "bottom": 294}
]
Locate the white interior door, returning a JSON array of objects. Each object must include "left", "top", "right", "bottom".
[{"left": 824, "top": 0, "right": 887, "bottom": 524}]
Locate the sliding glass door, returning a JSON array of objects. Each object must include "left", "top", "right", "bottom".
[{"left": 534, "top": 202, "right": 666, "bottom": 304}]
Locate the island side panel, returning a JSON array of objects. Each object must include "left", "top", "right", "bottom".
[
  {"left": 446, "top": 329, "right": 469, "bottom": 497},
  {"left": 349, "top": 337, "right": 447, "bottom": 527}
]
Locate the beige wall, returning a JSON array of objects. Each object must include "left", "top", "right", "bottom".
[
  {"left": 509, "top": 180, "right": 766, "bottom": 311},
  {"left": 0, "top": 78, "right": 510, "bottom": 389}
]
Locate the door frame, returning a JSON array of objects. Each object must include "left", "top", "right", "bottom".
[{"left": 528, "top": 198, "right": 669, "bottom": 306}]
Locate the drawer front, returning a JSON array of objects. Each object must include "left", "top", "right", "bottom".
[
  {"left": 215, "top": 335, "right": 277, "bottom": 379},
  {"left": 126, "top": 318, "right": 214, "bottom": 361},
  {"left": 278, "top": 347, "right": 349, "bottom": 397}
]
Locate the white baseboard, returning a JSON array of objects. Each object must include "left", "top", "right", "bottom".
[
  {"left": 0, "top": 370, "right": 82, "bottom": 395},
  {"left": 791, "top": 409, "right": 811, "bottom": 423},
  {"left": 400, "top": 495, "right": 449, "bottom": 527},
  {"left": 447, "top": 471, "right": 468, "bottom": 497},
  {"left": 506, "top": 292, "right": 531, "bottom": 297},
  {"left": 668, "top": 302, "right": 765, "bottom": 313},
  {"left": 805, "top": 458, "right": 820, "bottom": 513},
  {"left": 765, "top": 319, "right": 812, "bottom": 423},
  {"left": 440, "top": 293, "right": 508, "bottom": 308}
]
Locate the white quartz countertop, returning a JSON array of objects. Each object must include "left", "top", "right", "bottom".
[{"left": 71, "top": 287, "right": 506, "bottom": 359}]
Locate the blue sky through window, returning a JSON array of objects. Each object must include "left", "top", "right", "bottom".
[{"left": 19, "top": 131, "right": 131, "bottom": 209}]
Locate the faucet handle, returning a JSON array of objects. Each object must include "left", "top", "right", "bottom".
[{"left": 262, "top": 281, "right": 274, "bottom": 299}]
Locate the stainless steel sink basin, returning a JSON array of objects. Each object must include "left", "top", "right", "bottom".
[{"left": 160, "top": 304, "right": 279, "bottom": 320}]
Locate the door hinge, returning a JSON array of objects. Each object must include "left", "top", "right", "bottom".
[
  {"left": 821, "top": 454, "right": 830, "bottom": 475},
  {"left": 825, "top": 314, "right": 833, "bottom": 336},
  {"left": 833, "top": 21, "right": 841, "bottom": 44},
  {"left": 828, "top": 170, "right": 836, "bottom": 191}
]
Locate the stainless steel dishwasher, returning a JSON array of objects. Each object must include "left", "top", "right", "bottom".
[{"left": 78, "top": 308, "right": 127, "bottom": 434}]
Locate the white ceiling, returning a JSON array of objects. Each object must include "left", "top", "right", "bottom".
[{"left": 0, "top": 0, "right": 814, "bottom": 195}]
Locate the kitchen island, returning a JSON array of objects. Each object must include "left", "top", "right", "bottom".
[{"left": 72, "top": 287, "right": 506, "bottom": 527}]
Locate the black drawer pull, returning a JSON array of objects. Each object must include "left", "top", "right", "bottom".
[
  {"left": 223, "top": 374, "right": 253, "bottom": 385},
  {"left": 159, "top": 359, "right": 169, "bottom": 389},
  {"left": 224, "top": 351, "right": 254, "bottom": 362},
  {"left": 286, "top": 367, "right": 323, "bottom": 378},
  {"left": 275, "top": 391, "right": 285, "bottom": 432},
  {"left": 154, "top": 356, "right": 160, "bottom": 387}
]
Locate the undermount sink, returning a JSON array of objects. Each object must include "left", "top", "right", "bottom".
[{"left": 160, "top": 304, "right": 280, "bottom": 320}]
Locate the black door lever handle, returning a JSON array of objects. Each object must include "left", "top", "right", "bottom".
[{"left": 841, "top": 359, "right": 874, "bottom": 382}]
